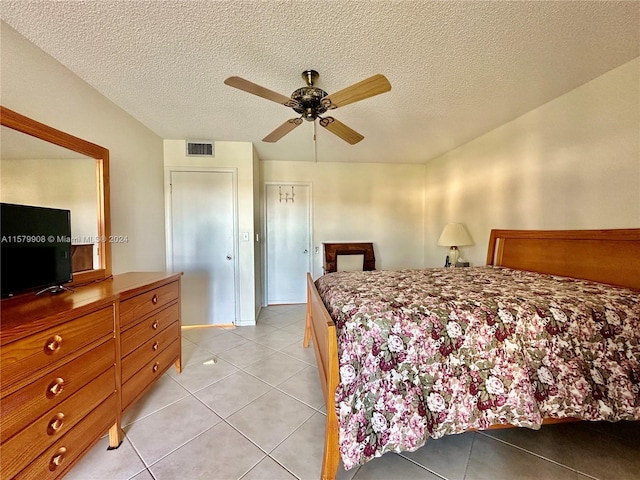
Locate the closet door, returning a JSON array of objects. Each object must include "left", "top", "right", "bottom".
[
  {"left": 170, "top": 170, "right": 237, "bottom": 325},
  {"left": 265, "top": 184, "right": 311, "bottom": 304}
]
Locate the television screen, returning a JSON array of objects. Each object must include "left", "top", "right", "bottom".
[{"left": 1, "top": 203, "right": 72, "bottom": 297}]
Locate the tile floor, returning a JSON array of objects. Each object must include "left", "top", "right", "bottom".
[{"left": 68, "top": 305, "right": 640, "bottom": 480}]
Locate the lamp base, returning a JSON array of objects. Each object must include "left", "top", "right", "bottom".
[{"left": 449, "top": 246, "right": 460, "bottom": 266}]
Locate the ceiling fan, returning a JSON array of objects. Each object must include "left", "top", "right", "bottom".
[{"left": 224, "top": 70, "right": 391, "bottom": 145}]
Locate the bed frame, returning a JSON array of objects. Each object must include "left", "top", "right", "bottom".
[{"left": 303, "top": 228, "right": 640, "bottom": 480}]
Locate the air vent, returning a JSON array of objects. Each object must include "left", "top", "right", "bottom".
[{"left": 186, "top": 141, "right": 214, "bottom": 157}]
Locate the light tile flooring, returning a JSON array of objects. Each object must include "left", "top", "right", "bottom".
[{"left": 68, "top": 305, "right": 640, "bottom": 480}]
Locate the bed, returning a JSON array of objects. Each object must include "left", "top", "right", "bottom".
[{"left": 303, "top": 228, "right": 640, "bottom": 480}]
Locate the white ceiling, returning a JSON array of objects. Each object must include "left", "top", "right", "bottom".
[{"left": 1, "top": 1, "right": 638, "bottom": 164}]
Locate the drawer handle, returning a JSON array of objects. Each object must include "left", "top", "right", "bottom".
[
  {"left": 47, "top": 413, "right": 65, "bottom": 435},
  {"left": 45, "top": 335, "right": 63, "bottom": 353},
  {"left": 152, "top": 362, "right": 160, "bottom": 373},
  {"left": 50, "top": 447, "right": 67, "bottom": 470},
  {"left": 152, "top": 341, "right": 159, "bottom": 351},
  {"left": 151, "top": 320, "right": 159, "bottom": 330},
  {"left": 47, "top": 378, "right": 65, "bottom": 398},
  {"left": 152, "top": 294, "right": 159, "bottom": 305}
]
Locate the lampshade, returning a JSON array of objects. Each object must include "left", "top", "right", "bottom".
[{"left": 437, "top": 223, "right": 473, "bottom": 247}]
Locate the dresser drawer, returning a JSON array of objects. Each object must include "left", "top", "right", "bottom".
[
  {"left": 0, "top": 307, "right": 114, "bottom": 389},
  {"left": 122, "top": 339, "right": 180, "bottom": 411},
  {"left": 121, "top": 302, "right": 179, "bottom": 357},
  {"left": 12, "top": 392, "right": 117, "bottom": 480},
  {"left": 0, "top": 368, "right": 115, "bottom": 479},
  {"left": 121, "top": 321, "right": 180, "bottom": 382},
  {"left": 1, "top": 339, "right": 115, "bottom": 441},
  {"left": 120, "top": 281, "right": 179, "bottom": 329}
]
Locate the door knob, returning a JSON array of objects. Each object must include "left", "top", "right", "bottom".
[
  {"left": 303, "top": 249, "right": 309, "bottom": 253},
  {"left": 226, "top": 255, "right": 232, "bottom": 260}
]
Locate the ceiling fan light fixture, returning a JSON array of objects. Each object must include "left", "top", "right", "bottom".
[{"left": 302, "top": 108, "right": 317, "bottom": 121}]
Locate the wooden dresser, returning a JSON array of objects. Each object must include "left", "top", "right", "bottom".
[{"left": 0, "top": 272, "right": 181, "bottom": 479}]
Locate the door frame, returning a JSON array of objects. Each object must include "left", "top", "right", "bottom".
[
  {"left": 165, "top": 166, "right": 241, "bottom": 324},
  {"left": 262, "top": 181, "right": 313, "bottom": 306}
]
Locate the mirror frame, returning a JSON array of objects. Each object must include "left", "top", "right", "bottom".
[{"left": 1, "top": 106, "right": 112, "bottom": 284}]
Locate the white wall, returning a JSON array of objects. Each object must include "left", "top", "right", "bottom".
[
  {"left": 163, "top": 140, "right": 259, "bottom": 324},
  {"left": 424, "top": 58, "right": 640, "bottom": 268},
  {"left": 260, "top": 161, "right": 426, "bottom": 278},
  {"left": 0, "top": 22, "right": 166, "bottom": 273}
]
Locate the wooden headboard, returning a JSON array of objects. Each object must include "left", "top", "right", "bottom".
[
  {"left": 323, "top": 242, "right": 376, "bottom": 273},
  {"left": 486, "top": 228, "right": 640, "bottom": 290}
]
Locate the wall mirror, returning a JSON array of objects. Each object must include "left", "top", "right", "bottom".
[{"left": 0, "top": 106, "right": 111, "bottom": 285}]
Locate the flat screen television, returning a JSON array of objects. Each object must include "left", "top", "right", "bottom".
[{"left": 1, "top": 203, "right": 73, "bottom": 297}]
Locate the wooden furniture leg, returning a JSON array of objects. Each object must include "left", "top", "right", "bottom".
[
  {"left": 108, "top": 422, "right": 123, "bottom": 449},
  {"left": 321, "top": 409, "right": 340, "bottom": 480}
]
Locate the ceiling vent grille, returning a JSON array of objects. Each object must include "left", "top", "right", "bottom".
[{"left": 186, "top": 141, "right": 214, "bottom": 157}]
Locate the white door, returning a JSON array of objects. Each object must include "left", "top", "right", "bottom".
[
  {"left": 170, "top": 170, "right": 236, "bottom": 325},
  {"left": 265, "top": 184, "right": 311, "bottom": 304}
]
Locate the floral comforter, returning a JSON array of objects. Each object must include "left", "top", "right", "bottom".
[{"left": 315, "top": 266, "right": 640, "bottom": 469}]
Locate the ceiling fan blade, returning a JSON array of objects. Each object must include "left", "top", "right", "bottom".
[
  {"left": 318, "top": 117, "right": 364, "bottom": 145},
  {"left": 224, "top": 76, "right": 299, "bottom": 108},
  {"left": 322, "top": 74, "right": 391, "bottom": 110},
  {"left": 262, "top": 118, "right": 303, "bottom": 143}
]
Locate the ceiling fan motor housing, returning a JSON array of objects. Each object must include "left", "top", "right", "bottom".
[{"left": 291, "top": 86, "right": 328, "bottom": 121}]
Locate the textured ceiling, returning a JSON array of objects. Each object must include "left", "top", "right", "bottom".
[{"left": 1, "top": 1, "right": 638, "bottom": 164}]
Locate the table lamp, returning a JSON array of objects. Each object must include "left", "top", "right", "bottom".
[{"left": 437, "top": 223, "right": 473, "bottom": 266}]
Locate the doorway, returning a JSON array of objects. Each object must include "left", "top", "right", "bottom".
[
  {"left": 168, "top": 169, "right": 238, "bottom": 325},
  {"left": 265, "top": 183, "right": 312, "bottom": 304}
]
